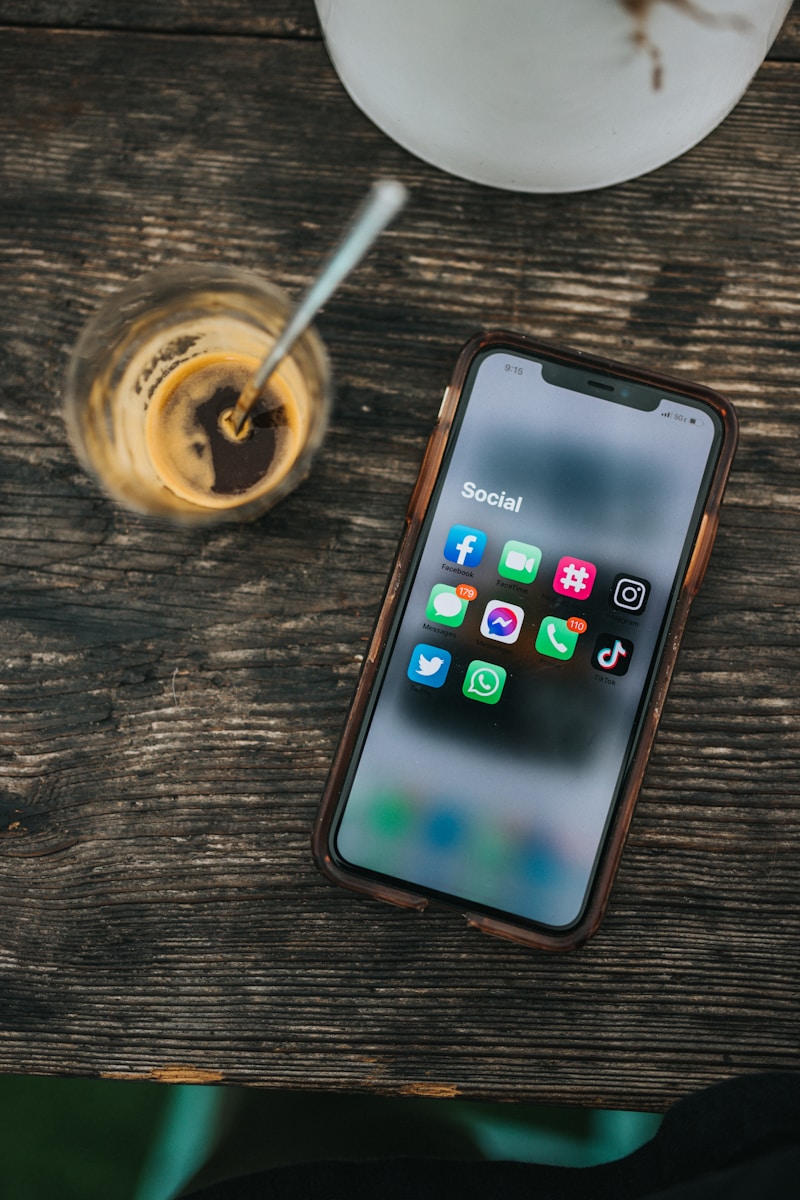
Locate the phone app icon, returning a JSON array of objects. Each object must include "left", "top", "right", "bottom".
[
  {"left": 480, "top": 600, "right": 524, "bottom": 644},
  {"left": 426, "top": 584, "right": 469, "bottom": 627},
  {"left": 535, "top": 615, "right": 579, "bottom": 661},
  {"left": 553, "top": 555, "right": 597, "bottom": 600},
  {"left": 611, "top": 573, "right": 650, "bottom": 614},
  {"left": 463, "top": 660, "right": 507, "bottom": 705},
  {"left": 443, "top": 524, "right": 487, "bottom": 568},
  {"left": 408, "top": 643, "right": 452, "bottom": 688},
  {"left": 498, "top": 540, "right": 542, "bottom": 584},
  {"left": 593, "top": 634, "right": 634, "bottom": 676}
]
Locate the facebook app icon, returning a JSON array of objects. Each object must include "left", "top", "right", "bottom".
[{"left": 443, "top": 524, "right": 487, "bottom": 568}]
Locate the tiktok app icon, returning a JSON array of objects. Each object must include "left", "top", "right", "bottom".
[
  {"left": 592, "top": 634, "right": 634, "bottom": 676},
  {"left": 553, "top": 555, "right": 597, "bottom": 600}
]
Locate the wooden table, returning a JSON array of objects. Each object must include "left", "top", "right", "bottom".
[{"left": 1, "top": 1, "right": 799, "bottom": 1113}]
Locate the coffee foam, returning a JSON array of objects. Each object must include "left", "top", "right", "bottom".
[{"left": 145, "top": 352, "right": 302, "bottom": 509}]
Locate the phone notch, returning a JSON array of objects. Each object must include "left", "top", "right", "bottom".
[{"left": 541, "top": 361, "right": 660, "bottom": 411}]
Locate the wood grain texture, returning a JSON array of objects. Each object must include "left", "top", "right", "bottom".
[
  {"left": 1, "top": 0, "right": 797, "bottom": 54},
  {"left": 0, "top": 9, "right": 799, "bottom": 1112},
  {"left": 0, "top": 0, "right": 321, "bottom": 36},
  {"left": 773, "top": 2, "right": 800, "bottom": 55}
]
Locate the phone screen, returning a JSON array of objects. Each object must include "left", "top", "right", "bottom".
[{"left": 330, "top": 345, "right": 726, "bottom": 934}]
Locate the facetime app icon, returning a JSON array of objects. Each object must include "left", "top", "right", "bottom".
[{"left": 498, "top": 540, "right": 542, "bottom": 584}]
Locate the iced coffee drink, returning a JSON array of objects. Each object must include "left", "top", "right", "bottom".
[{"left": 64, "top": 265, "right": 331, "bottom": 523}]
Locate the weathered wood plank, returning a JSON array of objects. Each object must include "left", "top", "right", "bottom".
[
  {"left": 0, "top": 0, "right": 321, "bottom": 36},
  {"left": 1, "top": 0, "right": 797, "bottom": 59},
  {"left": 0, "top": 23, "right": 799, "bottom": 1111},
  {"left": 772, "top": 2, "right": 800, "bottom": 55}
]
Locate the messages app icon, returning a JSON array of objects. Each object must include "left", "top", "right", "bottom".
[
  {"left": 426, "top": 584, "right": 468, "bottom": 627},
  {"left": 498, "top": 540, "right": 542, "bottom": 584}
]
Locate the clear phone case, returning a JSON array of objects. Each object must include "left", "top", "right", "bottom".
[{"left": 313, "top": 332, "right": 738, "bottom": 951}]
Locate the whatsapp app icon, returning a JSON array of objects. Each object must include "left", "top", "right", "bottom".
[{"left": 463, "top": 660, "right": 507, "bottom": 705}]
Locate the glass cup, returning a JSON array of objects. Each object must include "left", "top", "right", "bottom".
[{"left": 64, "top": 263, "right": 332, "bottom": 523}]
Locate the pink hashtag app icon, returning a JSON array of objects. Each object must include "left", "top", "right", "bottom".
[{"left": 553, "top": 555, "right": 597, "bottom": 599}]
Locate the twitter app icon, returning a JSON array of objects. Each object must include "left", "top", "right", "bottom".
[{"left": 407, "top": 644, "right": 451, "bottom": 688}]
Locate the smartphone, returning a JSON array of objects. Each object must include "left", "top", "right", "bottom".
[{"left": 314, "top": 332, "right": 737, "bottom": 950}]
